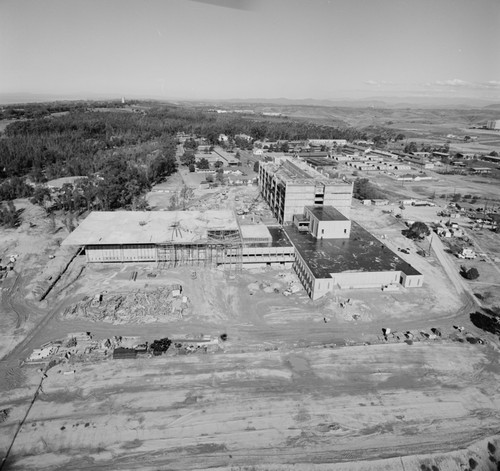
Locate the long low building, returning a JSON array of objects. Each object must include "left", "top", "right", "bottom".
[
  {"left": 62, "top": 211, "right": 295, "bottom": 269},
  {"left": 285, "top": 206, "right": 423, "bottom": 300},
  {"left": 63, "top": 207, "right": 423, "bottom": 301}
]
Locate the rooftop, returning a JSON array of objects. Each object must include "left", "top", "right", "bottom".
[
  {"left": 302, "top": 156, "right": 337, "bottom": 167},
  {"left": 284, "top": 222, "right": 421, "bottom": 279},
  {"left": 305, "top": 206, "right": 349, "bottom": 222},
  {"left": 239, "top": 223, "right": 272, "bottom": 241},
  {"left": 62, "top": 210, "right": 239, "bottom": 246},
  {"left": 262, "top": 157, "right": 348, "bottom": 186}
]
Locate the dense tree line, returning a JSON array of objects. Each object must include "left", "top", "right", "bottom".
[
  {"left": 0, "top": 177, "right": 33, "bottom": 201},
  {"left": 0, "top": 101, "right": 371, "bottom": 210},
  {"left": 0, "top": 108, "right": 178, "bottom": 209}
]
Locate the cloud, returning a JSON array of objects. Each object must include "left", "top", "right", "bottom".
[
  {"left": 429, "top": 79, "right": 500, "bottom": 89},
  {"left": 484, "top": 80, "right": 500, "bottom": 88},
  {"left": 364, "top": 80, "right": 395, "bottom": 87},
  {"left": 435, "top": 79, "right": 469, "bottom": 87}
]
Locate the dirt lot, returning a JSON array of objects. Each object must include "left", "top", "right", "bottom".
[
  {"left": 0, "top": 201, "right": 78, "bottom": 360},
  {"left": 2, "top": 343, "right": 500, "bottom": 470}
]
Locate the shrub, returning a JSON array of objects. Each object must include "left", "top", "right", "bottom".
[{"left": 460, "top": 266, "right": 479, "bottom": 280}]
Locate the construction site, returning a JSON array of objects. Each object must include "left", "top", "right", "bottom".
[{"left": 1, "top": 150, "right": 500, "bottom": 470}]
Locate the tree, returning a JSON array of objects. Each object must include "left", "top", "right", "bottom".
[
  {"left": 183, "top": 138, "right": 197, "bottom": 150},
  {"left": 31, "top": 186, "right": 52, "bottom": 209},
  {"left": 460, "top": 266, "right": 479, "bottom": 280},
  {"left": 197, "top": 158, "right": 209, "bottom": 170},
  {"left": 253, "top": 161, "right": 260, "bottom": 173},
  {"left": 179, "top": 185, "right": 194, "bottom": 210},
  {"left": 188, "top": 163, "right": 196, "bottom": 173},
  {"left": 404, "top": 141, "right": 418, "bottom": 153},
  {"left": 132, "top": 195, "right": 150, "bottom": 211},
  {"left": 353, "top": 178, "right": 382, "bottom": 200},
  {"left": 216, "top": 168, "right": 225, "bottom": 184},
  {"left": 405, "top": 221, "right": 430, "bottom": 240},
  {"left": 0, "top": 201, "right": 19, "bottom": 228},
  {"left": 149, "top": 154, "right": 177, "bottom": 183},
  {"left": 168, "top": 191, "right": 179, "bottom": 210},
  {"left": 180, "top": 152, "right": 195, "bottom": 167},
  {"left": 214, "top": 160, "right": 223, "bottom": 169},
  {"left": 373, "top": 135, "right": 387, "bottom": 148},
  {"left": 395, "top": 133, "right": 406, "bottom": 141},
  {"left": 63, "top": 212, "right": 76, "bottom": 232}
]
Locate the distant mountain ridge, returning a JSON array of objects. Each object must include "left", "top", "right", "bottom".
[
  {"left": 1, "top": 92, "right": 498, "bottom": 110},
  {"left": 213, "top": 96, "right": 499, "bottom": 109}
]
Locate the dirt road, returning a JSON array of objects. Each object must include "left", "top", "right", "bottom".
[{"left": 2, "top": 342, "right": 499, "bottom": 470}]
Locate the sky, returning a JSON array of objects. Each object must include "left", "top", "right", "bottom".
[{"left": 1, "top": 0, "right": 499, "bottom": 102}]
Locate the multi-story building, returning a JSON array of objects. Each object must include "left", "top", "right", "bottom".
[{"left": 258, "top": 156, "right": 353, "bottom": 224}]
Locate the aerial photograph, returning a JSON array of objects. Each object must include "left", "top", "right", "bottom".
[{"left": 1, "top": 0, "right": 500, "bottom": 470}]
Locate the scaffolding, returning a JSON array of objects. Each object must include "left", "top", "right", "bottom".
[{"left": 156, "top": 241, "right": 243, "bottom": 273}]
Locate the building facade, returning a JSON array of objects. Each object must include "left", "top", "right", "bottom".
[
  {"left": 258, "top": 157, "right": 353, "bottom": 224},
  {"left": 62, "top": 211, "right": 295, "bottom": 270},
  {"left": 486, "top": 120, "right": 500, "bottom": 130}
]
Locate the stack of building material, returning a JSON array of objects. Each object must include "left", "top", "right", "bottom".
[{"left": 112, "top": 347, "right": 137, "bottom": 360}]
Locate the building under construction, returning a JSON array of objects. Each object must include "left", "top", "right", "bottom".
[
  {"left": 62, "top": 210, "right": 295, "bottom": 271},
  {"left": 258, "top": 156, "right": 353, "bottom": 224}
]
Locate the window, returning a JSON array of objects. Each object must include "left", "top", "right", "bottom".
[{"left": 344, "top": 229, "right": 347, "bottom": 234}]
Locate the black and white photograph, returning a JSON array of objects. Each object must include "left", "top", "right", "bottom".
[{"left": 1, "top": 0, "right": 500, "bottom": 469}]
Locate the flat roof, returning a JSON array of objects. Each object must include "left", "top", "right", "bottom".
[
  {"left": 262, "top": 158, "right": 350, "bottom": 186},
  {"left": 62, "top": 210, "right": 239, "bottom": 246},
  {"left": 284, "top": 222, "right": 421, "bottom": 279},
  {"left": 303, "top": 156, "right": 337, "bottom": 167},
  {"left": 305, "top": 206, "right": 349, "bottom": 222},
  {"left": 239, "top": 224, "right": 272, "bottom": 241}
]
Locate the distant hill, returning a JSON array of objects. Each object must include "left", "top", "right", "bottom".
[
  {"left": 2, "top": 93, "right": 498, "bottom": 110},
  {"left": 215, "top": 96, "right": 499, "bottom": 110}
]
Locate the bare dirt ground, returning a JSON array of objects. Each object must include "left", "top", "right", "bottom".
[
  {"left": 0, "top": 200, "right": 77, "bottom": 360},
  {"left": 1, "top": 173, "right": 500, "bottom": 470},
  {"left": 2, "top": 343, "right": 500, "bottom": 470}
]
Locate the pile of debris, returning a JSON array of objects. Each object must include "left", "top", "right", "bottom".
[
  {"left": 282, "top": 281, "right": 302, "bottom": 296},
  {"left": 63, "top": 285, "right": 189, "bottom": 324}
]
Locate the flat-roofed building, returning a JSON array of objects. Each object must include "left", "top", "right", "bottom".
[
  {"left": 258, "top": 156, "right": 353, "bottom": 224},
  {"left": 293, "top": 206, "right": 351, "bottom": 239},
  {"left": 308, "top": 139, "right": 347, "bottom": 147},
  {"left": 285, "top": 218, "right": 423, "bottom": 300},
  {"left": 62, "top": 211, "right": 295, "bottom": 269}
]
